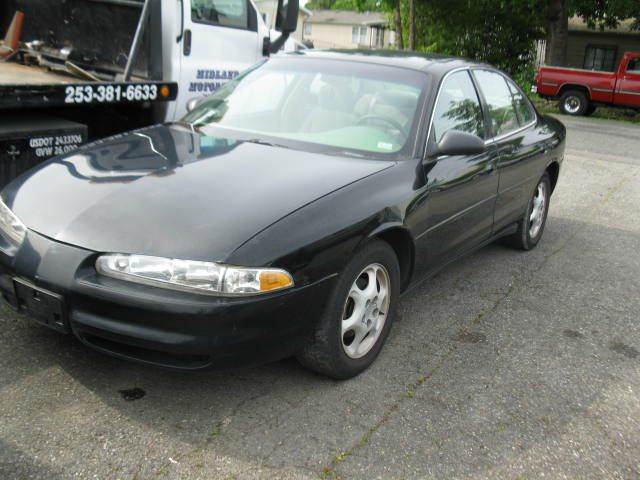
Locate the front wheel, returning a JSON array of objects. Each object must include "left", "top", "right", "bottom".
[
  {"left": 505, "top": 172, "right": 551, "bottom": 251},
  {"left": 297, "top": 240, "right": 400, "bottom": 379}
]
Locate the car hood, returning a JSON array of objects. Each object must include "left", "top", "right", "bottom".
[{"left": 3, "top": 124, "right": 393, "bottom": 261}]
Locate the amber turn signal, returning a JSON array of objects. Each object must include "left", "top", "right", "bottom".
[
  {"left": 160, "top": 85, "right": 171, "bottom": 98},
  {"left": 259, "top": 271, "right": 294, "bottom": 292}
]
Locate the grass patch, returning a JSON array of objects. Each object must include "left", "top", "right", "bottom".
[{"left": 531, "top": 97, "right": 640, "bottom": 124}]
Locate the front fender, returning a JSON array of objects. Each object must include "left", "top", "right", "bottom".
[{"left": 225, "top": 161, "right": 419, "bottom": 288}]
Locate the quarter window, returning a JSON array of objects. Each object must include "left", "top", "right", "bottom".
[
  {"left": 473, "top": 70, "right": 520, "bottom": 137},
  {"left": 431, "top": 70, "right": 485, "bottom": 143},
  {"left": 192, "top": 0, "right": 249, "bottom": 29},
  {"left": 506, "top": 79, "right": 535, "bottom": 125}
]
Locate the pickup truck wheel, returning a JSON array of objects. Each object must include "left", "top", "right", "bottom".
[{"left": 559, "top": 90, "right": 588, "bottom": 116}]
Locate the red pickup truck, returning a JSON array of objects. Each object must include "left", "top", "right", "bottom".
[{"left": 534, "top": 51, "right": 640, "bottom": 116}]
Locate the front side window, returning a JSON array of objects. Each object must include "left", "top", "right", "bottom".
[
  {"left": 473, "top": 70, "right": 520, "bottom": 137},
  {"left": 627, "top": 57, "right": 640, "bottom": 74},
  {"left": 431, "top": 70, "right": 485, "bottom": 143},
  {"left": 183, "top": 59, "right": 427, "bottom": 156},
  {"left": 192, "top": 0, "right": 248, "bottom": 29}
]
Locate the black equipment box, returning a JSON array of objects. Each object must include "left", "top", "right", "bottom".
[{"left": 0, "top": 114, "right": 87, "bottom": 189}]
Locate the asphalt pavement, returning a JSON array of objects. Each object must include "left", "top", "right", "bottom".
[{"left": 1, "top": 114, "right": 639, "bottom": 479}]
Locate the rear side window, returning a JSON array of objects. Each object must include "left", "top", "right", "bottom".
[
  {"left": 192, "top": 0, "right": 249, "bottom": 29},
  {"left": 506, "top": 79, "right": 535, "bottom": 125},
  {"left": 473, "top": 70, "right": 519, "bottom": 137},
  {"left": 431, "top": 70, "right": 485, "bottom": 143}
]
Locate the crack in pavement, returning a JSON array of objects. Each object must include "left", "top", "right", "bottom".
[{"left": 319, "top": 168, "right": 635, "bottom": 479}]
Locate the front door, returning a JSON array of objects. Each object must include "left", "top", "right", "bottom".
[
  {"left": 173, "top": 0, "right": 263, "bottom": 119},
  {"left": 416, "top": 69, "right": 499, "bottom": 273},
  {"left": 616, "top": 55, "right": 640, "bottom": 108},
  {"left": 471, "top": 69, "right": 546, "bottom": 232}
]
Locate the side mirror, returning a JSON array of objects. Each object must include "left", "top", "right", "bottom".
[
  {"left": 275, "top": 0, "right": 299, "bottom": 34},
  {"left": 186, "top": 96, "right": 207, "bottom": 113},
  {"left": 435, "top": 130, "right": 486, "bottom": 156}
]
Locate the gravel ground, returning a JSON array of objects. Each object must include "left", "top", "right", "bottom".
[{"left": 1, "top": 114, "right": 639, "bottom": 479}]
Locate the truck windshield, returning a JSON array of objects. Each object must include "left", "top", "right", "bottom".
[{"left": 182, "top": 57, "right": 427, "bottom": 156}]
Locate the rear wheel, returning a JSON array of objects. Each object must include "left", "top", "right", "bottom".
[
  {"left": 559, "top": 90, "right": 589, "bottom": 116},
  {"left": 297, "top": 240, "right": 400, "bottom": 379},
  {"left": 505, "top": 172, "right": 551, "bottom": 251}
]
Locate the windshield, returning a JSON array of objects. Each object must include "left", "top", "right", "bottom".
[{"left": 183, "top": 57, "right": 428, "bottom": 156}]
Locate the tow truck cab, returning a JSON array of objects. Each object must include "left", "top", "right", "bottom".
[{"left": 164, "top": 0, "right": 300, "bottom": 120}]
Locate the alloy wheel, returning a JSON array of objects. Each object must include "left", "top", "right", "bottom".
[
  {"left": 341, "top": 263, "right": 390, "bottom": 359},
  {"left": 529, "top": 181, "right": 547, "bottom": 238}
]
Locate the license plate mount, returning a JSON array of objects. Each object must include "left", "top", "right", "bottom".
[{"left": 13, "top": 278, "right": 69, "bottom": 333}]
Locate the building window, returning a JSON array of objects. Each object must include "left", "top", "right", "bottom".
[
  {"left": 583, "top": 45, "right": 618, "bottom": 72},
  {"left": 373, "top": 27, "right": 384, "bottom": 47},
  {"left": 352, "top": 26, "right": 367, "bottom": 45},
  {"left": 303, "top": 22, "right": 311, "bottom": 36}
]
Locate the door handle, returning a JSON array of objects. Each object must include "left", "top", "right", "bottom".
[{"left": 183, "top": 29, "right": 192, "bottom": 56}]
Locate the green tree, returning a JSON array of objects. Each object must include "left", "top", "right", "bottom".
[{"left": 409, "top": 0, "right": 545, "bottom": 79}]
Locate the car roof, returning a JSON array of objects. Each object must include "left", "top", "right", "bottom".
[{"left": 277, "top": 49, "right": 489, "bottom": 75}]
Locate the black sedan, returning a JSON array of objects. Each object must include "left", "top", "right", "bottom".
[{"left": 0, "top": 51, "right": 565, "bottom": 379}]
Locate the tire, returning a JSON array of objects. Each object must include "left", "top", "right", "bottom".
[
  {"left": 297, "top": 240, "right": 400, "bottom": 379},
  {"left": 504, "top": 172, "right": 551, "bottom": 251},
  {"left": 559, "top": 90, "right": 589, "bottom": 116},
  {"left": 585, "top": 104, "right": 597, "bottom": 116}
]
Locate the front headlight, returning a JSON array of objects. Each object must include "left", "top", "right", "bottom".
[
  {"left": 95, "top": 254, "right": 294, "bottom": 296},
  {"left": 0, "top": 199, "right": 26, "bottom": 247}
]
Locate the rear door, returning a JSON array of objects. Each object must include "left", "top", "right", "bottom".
[
  {"left": 173, "top": 0, "right": 263, "bottom": 119},
  {"left": 472, "top": 69, "right": 545, "bottom": 232},
  {"left": 615, "top": 55, "right": 640, "bottom": 108},
  {"left": 418, "top": 69, "right": 499, "bottom": 269}
]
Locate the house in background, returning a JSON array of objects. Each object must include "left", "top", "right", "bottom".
[
  {"left": 254, "top": 0, "right": 312, "bottom": 44},
  {"left": 537, "top": 16, "right": 640, "bottom": 70},
  {"left": 301, "top": 10, "right": 394, "bottom": 49}
]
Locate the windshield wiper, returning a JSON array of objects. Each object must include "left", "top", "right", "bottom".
[{"left": 243, "top": 138, "right": 290, "bottom": 149}]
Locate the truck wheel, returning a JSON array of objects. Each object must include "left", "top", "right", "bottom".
[{"left": 559, "top": 90, "right": 588, "bottom": 116}]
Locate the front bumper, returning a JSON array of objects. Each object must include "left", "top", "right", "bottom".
[{"left": 0, "top": 230, "right": 336, "bottom": 370}]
